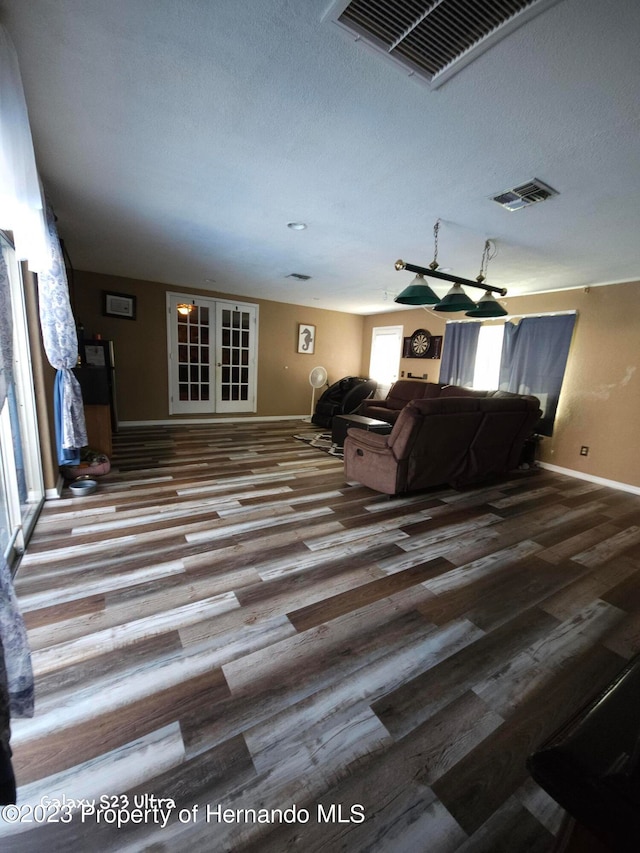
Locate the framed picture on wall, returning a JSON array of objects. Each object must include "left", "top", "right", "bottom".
[
  {"left": 103, "top": 290, "right": 137, "bottom": 320},
  {"left": 298, "top": 324, "right": 315, "bottom": 354}
]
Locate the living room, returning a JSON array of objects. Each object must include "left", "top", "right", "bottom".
[
  {"left": 1, "top": 0, "right": 638, "bottom": 498},
  {"left": 66, "top": 265, "right": 639, "bottom": 493},
  {"left": 1, "top": 1, "right": 640, "bottom": 850}
]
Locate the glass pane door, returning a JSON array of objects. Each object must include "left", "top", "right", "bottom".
[
  {"left": 177, "top": 304, "right": 210, "bottom": 405},
  {"left": 0, "top": 236, "right": 44, "bottom": 569},
  {"left": 215, "top": 303, "right": 257, "bottom": 413},
  {"left": 168, "top": 295, "right": 214, "bottom": 415},
  {"left": 167, "top": 294, "right": 257, "bottom": 415}
]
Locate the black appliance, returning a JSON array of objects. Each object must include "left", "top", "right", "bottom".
[{"left": 74, "top": 339, "right": 118, "bottom": 431}]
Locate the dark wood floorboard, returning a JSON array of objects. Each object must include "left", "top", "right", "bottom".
[{"left": 4, "top": 419, "right": 640, "bottom": 852}]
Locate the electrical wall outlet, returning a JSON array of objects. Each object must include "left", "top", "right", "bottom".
[{"left": 580, "top": 446, "right": 589, "bottom": 456}]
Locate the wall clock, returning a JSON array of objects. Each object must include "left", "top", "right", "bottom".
[{"left": 409, "top": 328, "right": 432, "bottom": 358}]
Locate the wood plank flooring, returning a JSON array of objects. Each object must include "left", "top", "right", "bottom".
[{"left": 4, "top": 420, "right": 640, "bottom": 851}]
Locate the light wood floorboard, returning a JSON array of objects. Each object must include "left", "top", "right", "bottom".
[{"left": 4, "top": 420, "right": 640, "bottom": 852}]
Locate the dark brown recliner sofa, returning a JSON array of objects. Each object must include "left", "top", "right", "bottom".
[
  {"left": 357, "top": 379, "right": 446, "bottom": 424},
  {"left": 344, "top": 393, "right": 542, "bottom": 495}
]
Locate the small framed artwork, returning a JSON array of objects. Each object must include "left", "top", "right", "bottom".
[
  {"left": 103, "top": 290, "right": 137, "bottom": 320},
  {"left": 298, "top": 323, "right": 315, "bottom": 354}
]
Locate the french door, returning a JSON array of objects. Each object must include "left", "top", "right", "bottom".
[{"left": 167, "top": 294, "right": 258, "bottom": 415}]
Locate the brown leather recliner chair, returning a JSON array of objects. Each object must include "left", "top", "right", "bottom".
[{"left": 344, "top": 394, "right": 541, "bottom": 495}]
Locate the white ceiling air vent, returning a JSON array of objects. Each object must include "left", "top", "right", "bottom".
[
  {"left": 491, "top": 178, "right": 559, "bottom": 211},
  {"left": 323, "top": 0, "right": 563, "bottom": 89}
]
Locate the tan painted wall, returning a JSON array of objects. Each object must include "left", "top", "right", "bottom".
[
  {"left": 493, "top": 283, "right": 640, "bottom": 488},
  {"left": 72, "top": 271, "right": 365, "bottom": 421},
  {"left": 362, "top": 281, "right": 640, "bottom": 489},
  {"left": 31, "top": 267, "right": 640, "bottom": 491},
  {"left": 360, "top": 309, "right": 448, "bottom": 388}
]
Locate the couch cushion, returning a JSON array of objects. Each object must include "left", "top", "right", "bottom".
[
  {"left": 388, "top": 398, "right": 485, "bottom": 488},
  {"left": 358, "top": 379, "right": 440, "bottom": 423},
  {"left": 439, "top": 385, "right": 489, "bottom": 398},
  {"left": 465, "top": 399, "right": 540, "bottom": 481},
  {"left": 389, "top": 396, "right": 486, "bottom": 459},
  {"left": 357, "top": 405, "right": 397, "bottom": 424},
  {"left": 386, "top": 379, "right": 433, "bottom": 409}
]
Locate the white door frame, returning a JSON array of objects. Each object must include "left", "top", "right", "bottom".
[
  {"left": 369, "top": 325, "right": 403, "bottom": 398},
  {"left": 167, "top": 293, "right": 258, "bottom": 415}
]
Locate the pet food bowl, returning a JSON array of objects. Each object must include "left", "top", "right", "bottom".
[{"left": 69, "top": 478, "right": 98, "bottom": 497}]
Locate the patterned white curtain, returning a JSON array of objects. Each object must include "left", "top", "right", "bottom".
[
  {"left": 0, "top": 556, "right": 33, "bottom": 719},
  {"left": 0, "top": 249, "right": 11, "bottom": 406},
  {"left": 38, "top": 204, "right": 87, "bottom": 463}
]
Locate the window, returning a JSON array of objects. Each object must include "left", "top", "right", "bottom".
[
  {"left": 369, "top": 326, "right": 403, "bottom": 396},
  {"left": 0, "top": 234, "right": 44, "bottom": 570},
  {"left": 472, "top": 324, "right": 504, "bottom": 390},
  {"left": 442, "top": 314, "right": 576, "bottom": 436}
]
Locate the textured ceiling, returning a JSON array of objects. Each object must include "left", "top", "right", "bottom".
[{"left": 2, "top": 0, "right": 639, "bottom": 314}]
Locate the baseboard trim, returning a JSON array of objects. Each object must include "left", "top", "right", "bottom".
[
  {"left": 119, "top": 415, "right": 307, "bottom": 427},
  {"left": 45, "top": 475, "right": 64, "bottom": 500},
  {"left": 538, "top": 462, "right": 640, "bottom": 496}
]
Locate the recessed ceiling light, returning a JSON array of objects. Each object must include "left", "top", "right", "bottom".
[
  {"left": 287, "top": 221, "right": 307, "bottom": 230},
  {"left": 204, "top": 277, "right": 216, "bottom": 283}
]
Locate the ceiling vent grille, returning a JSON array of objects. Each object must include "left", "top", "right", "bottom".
[
  {"left": 491, "top": 178, "right": 559, "bottom": 211},
  {"left": 324, "top": 0, "right": 562, "bottom": 88}
]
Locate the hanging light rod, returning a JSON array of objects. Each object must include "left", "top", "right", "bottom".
[{"left": 395, "top": 260, "right": 507, "bottom": 297}]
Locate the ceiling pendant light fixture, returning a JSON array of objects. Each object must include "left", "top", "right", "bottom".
[
  {"left": 466, "top": 290, "right": 509, "bottom": 318},
  {"left": 433, "top": 282, "right": 477, "bottom": 312},
  {"left": 394, "top": 219, "right": 442, "bottom": 306},
  {"left": 465, "top": 240, "right": 508, "bottom": 318},
  {"left": 394, "top": 273, "right": 439, "bottom": 305},
  {"left": 395, "top": 224, "right": 508, "bottom": 312},
  {"left": 177, "top": 301, "right": 195, "bottom": 316}
]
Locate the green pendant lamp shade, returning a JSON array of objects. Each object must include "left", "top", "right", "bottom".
[
  {"left": 394, "top": 236, "right": 508, "bottom": 313},
  {"left": 433, "top": 283, "right": 477, "bottom": 312},
  {"left": 465, "top": 291, "right": 509, "bottom": 318},
  {"left": 394, "top": 274, "right": 439, "bottom": 305}
]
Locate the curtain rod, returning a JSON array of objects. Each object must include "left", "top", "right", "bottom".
[{"left": 445, "top": 309, "right": 578, "bottom": 323}]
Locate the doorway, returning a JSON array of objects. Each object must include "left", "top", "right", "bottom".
[
  {"left": 369, "top": 326, "right": 403, "bottom": 398},
  {"left": 167, "top": 294, "right": 258, "bottom": 415}
]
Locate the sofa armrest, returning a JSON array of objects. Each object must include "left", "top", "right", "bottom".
[
  {"left": 344, "top": 428, "right": 391, "bottom": 454},
  {"left": 358, "top": 399, "right": 391, "bottom": 412},
  {"left": 343, "top": 428, "right": 400, "bottom": 495}
]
